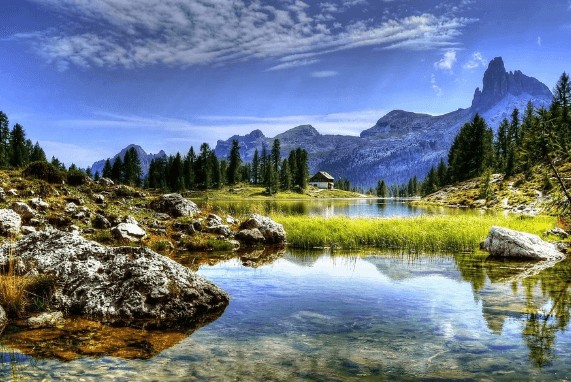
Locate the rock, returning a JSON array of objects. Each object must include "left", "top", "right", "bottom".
[
  {"left": 238, "top": 214, "right": 286, "bottom": 244},
  {"left": 21, "top": 226, "right": 37, "bottom": 235},
  {"left": 30, "top": 197, "right": 49, "bottom": 210},
  {"left": 235, "top": 228, "right": 265, "bottom": 244},
  {"left": 98, "top": 177, "right": 114, "bottom": 187},
  {"left": 154, "top": 213, "right": 171, "bottom": 221},
  {"left": 206, "top": 214, "right": 224, "bottom": 227},
  {"left": 150, "top": 193, "right": 200, "bottom": 218},
  {"left": 226, "top": 215, "right": 238, "bottom": 225},
  {"left": 111, "top": 223, "right": 146, "bottom": 241},
  {"left": 65, "top": 202, "right": 78, "bottom": 214},
  {"left": 27, "top": 311, "right": 65, "bottom": 329},
  {"left": 172, "top": 221, "right": 196, "bottom": 235},
  {"left": 480, "top": 226, "right": 565, "bottom": 260},
  {"left": 92, "top": 214, "right": 111, "bottom": 229},
  {"left": 0, "top": 229, "right": 229, "bottom": 326},
  {"left": 0, "top": 187, "right": 5, "bottom": 201},
  {"left": 7, "top": 189, "right": 18, "bottom": 197},
  {"left": 94, "top": 194, "right": 105, "bottom": 204},
  {"left": 0, "top": 305, "right": 7, "bottom": 330},
  {"left": 11, "top": 201, "right": 37, "bottom": 219},
  {"left": 0, "top": 209, "right": 22, "bottom": 236},
  {"left": 124, "top": 215, "right": 138, "bottom": 225},
  {"left": 204, "top": 224, "right": 233, "bottom": 238},
  {"left": 65, "top": 197, "right": 84, "bottom": 206},
  {"left": 545, "top": 227, "right": 569, "bottom": 239}
]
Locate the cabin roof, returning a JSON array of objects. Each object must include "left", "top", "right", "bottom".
[{"left": 309, "top": 171, "right": 334, "bottom": 181}]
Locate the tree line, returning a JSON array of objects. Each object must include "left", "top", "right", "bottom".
[{"left": 98, "top": 138, "right": 310, "bottom": 194}]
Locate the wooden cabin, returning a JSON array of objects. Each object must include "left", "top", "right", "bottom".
[{"left": 309, "top": 171, "right": 334, "bottom": 189}]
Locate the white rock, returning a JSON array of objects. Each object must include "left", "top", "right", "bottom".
[
  {"left": 480, "top": 226, "right": 564, "bottom": 261},
  {"left": 0, "top": 209, "right": 22, "bottom": 236},
  {"left": 111, "top": 223, "right": 146, "bottom": 241},
  {"left": 11, "top": 201, "right": 36, "bottom": 219}
]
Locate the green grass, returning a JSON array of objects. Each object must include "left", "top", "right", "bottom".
[{"left": 275, "top": 214, "right": 558, "bottom": 252}]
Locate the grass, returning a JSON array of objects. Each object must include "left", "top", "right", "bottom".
[{"left": 275, "top": 214, "right": 558, "bottom": 252}]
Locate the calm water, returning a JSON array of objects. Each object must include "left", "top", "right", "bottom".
[
  {"left": 3, "top": 250, "right": 571, "bottom": 381},
  {"left": 199, "top": 198, "right": 487, "bottom": 218}
]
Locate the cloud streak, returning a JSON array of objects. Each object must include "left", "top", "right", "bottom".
[{"left": 24, "top": 0, "right": 475, "bottom": 70}]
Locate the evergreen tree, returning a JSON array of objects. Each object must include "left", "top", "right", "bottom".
[
  {"left": 211, "top": 153, "right": 222, "bottom": 189},
  {"left": 436, "top": 159, "right": 447, "bottom": 187},
  {"left": 240, "top": 163, "right": 252, "bottom": 184},
  {"left": 271, "top": 139, "right": 281, "bottom": 172},
  {"left": 376, "top": 179, "right": 388, "bottom": 198},
  {"left": 94, "top": 171, "right": 100, "bottom": 181},
  {"left": 252, "top": 149, "right": 260, "bottom": 185},
  {"left": 196, "top": 143, "right": 213, "bottom": 189},
  {"left": 102, "top": 159, "right": 113, "bottom": 178},
  {"left": 260, "top": 145, "right": 269, "bottom": 186},
  {"left": 220, "top": 159, "right": 228, "bottom": 187},
  {"left": 552, "top": 72, "right": 571, "bottom": 147},
  {"left": 9, "top": 123, "right": 28, "bottom": 168},
  {"left": 227, "top": 140, "right": 242, "bottom": 185},
  {"left": 30, "top": 141, "right": 46, "bottom": 162},
  {"left": 280, "top": 159, "right": 291, "bottom": 191},
  {"left": 0, "top": 112, "right": 10, "bottom": 168},
  {"left": 122, "top": 147, "right": 142, "bottom": 186},
  {"left": 295, "top": 148, "right": 309, "bottom": 190},
  {"left": 51, "top": 156, "right": 65, "bottom": 171},
  {"left": 147, "top": 157, "right": 168, "bottom": 190},
  {"left": 519, "top": 101, "right": 540, "bottom": 172},
  {"left": 447, "top": 114, "right": 494, "bottom": 183},
  {"left": 183, "top": 147, "right": 196, "bottom": 190},
  {"left": 168, "top": 153, "right": 185, "bottom": 192},
  {"left": 494, "top": 118, "right": 509, "bottom": 171},
  {"left": 111, "top": 156, "right": 123, "bottom": 183},
  {"left": 422, "top": 166, "right": 439, "bottom": 196}
]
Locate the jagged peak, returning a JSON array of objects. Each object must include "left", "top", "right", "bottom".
[{"left": 275, "top": 124, "right": 320, "bottom": 139}]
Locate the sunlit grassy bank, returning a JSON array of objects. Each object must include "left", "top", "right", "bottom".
[{"left": 275, "top": 214, "right": 558, "bottom": 252}]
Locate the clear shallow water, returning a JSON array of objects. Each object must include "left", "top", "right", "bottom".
[
  {"left": 199, "top": 198, "right": 487, "bottom": 218},
  {"left": 3, "top": 250, "right": 571, "bottom": 381}
]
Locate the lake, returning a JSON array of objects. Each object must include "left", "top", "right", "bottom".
[
  {"left": 197, "top": 198, "right": 487, "bottom": 218},
  {"left": 2, "top": 249, "right": 571, "bottom": 381}
]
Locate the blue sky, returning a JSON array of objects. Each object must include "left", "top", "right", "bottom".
[{"left": 1, "top": 0, "right": 570, "bottom": 167}]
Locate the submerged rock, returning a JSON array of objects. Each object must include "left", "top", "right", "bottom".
[
  {"left": 480, "top": 226, "right": 565, "bottom": 261},
  {"left": 237, "top": 214, "right": 286, "bottom": 245},
  {"left": 0, "top": 229, "right": 229, "bottom": 327},
  {"left": 150, "top": 193, "right": 200, "bottom": 218}
]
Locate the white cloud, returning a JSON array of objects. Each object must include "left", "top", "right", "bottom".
[
  {"left": 431, "top": 74, "right": 443, "bottom": 96},
  {"left": 311, "top": 70, "right": 339, "bottom": 78},
  {"left": 462, "top": 51, "right": 486, "bottom": 70},
  {"left": 23, "top": 0, "right": 475, "bottom": 70},
  {"left": 537, "top": 36, "right": 542, "bottom": 47},
  {"left": 434, "top": 50, "right": 457, "bottom": 71}
]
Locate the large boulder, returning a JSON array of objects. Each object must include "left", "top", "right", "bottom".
[
  {"left": 0, "top": 229, "right": 229, "bottom": 327},
  {"left": 237, "top": 214, "right": 286, "bottom": 245},
  {"left": 480, "top": 226, "right": 565, "bottom": 261},
  {"left": 111, "top": 223, "right": 147, "bottom": 242},
  {"left": 0, "top": 208, "right": 22, "bottom": 236},
  {"left": 150, "top": 194, "right": 200, "bottom": 218}
]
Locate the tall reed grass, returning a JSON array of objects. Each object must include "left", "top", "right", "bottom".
[{"left": 275, "top": 214, "right": 557, "bottom": 252}]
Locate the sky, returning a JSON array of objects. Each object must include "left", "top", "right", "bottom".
[{"left": 1, "top": 0, "right": 571, "bottom": 167}]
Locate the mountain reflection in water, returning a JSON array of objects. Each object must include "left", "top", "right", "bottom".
[{"left": 2, "top": 249, "right": 571, "bottom": 380}]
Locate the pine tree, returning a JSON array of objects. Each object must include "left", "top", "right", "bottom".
[
  {"left": 102, "top": 159, "right": 113, "bottom": 178},
  {"left": 376, "top": 179, "right": 388, "bottom": 198},
  {"left": 183, "top": 147, "right": 196, "bottom": 189},
  {"left": 147, "top": 157, "right": 168, "bottom": 190},
  {"left": 211, "top": 152, "right": 221, "bottom": 189},
  {"left": 271, "top": 139, "right": 281, "bottom": 172},
  {"left": 196, "top": 143, "right": 213, "bottom": 189},
  {"left": 30, "top": 141, "right": 46, "bottom": 162},
  {"left": 280, "top": 159, "right": 291, "bottom": 191},
  {"left": 111, "top": 156, "right": 123, "bottom": 183},
  {"left": 436, "top": 159, "right": 447, "bottom": 187},
  {"left": 9, "top": 123, "right": 28, "bottom": 168},
  {"left": 552, "top": 72, "right": 571, "bottom": 147},
  {"left": 227, "top": 140, "right": 241, "bottom": 185},
  {"left": 252, "top": 149, "right": 260, "bottom": 185},
  {"left": 168, "top": 153, "right": 185, "bottom": 192},
  {"left": 295, "top": 148, "right": 309, "bottom": 190},
  {"left": 0, "top": 112, "right": 10, "bottom": 168},
  {"left": 122, "top": 147, "right": 142, "bottom": 186}
]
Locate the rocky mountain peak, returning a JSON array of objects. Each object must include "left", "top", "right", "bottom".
[
  {"left": 276, "top": 125, "right": 320, "bottom": 140},
  {"left": 471, "top": 56, "right": 552, "bottom": 112}
]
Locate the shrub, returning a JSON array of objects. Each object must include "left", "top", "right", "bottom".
[
  {"left": 67, "top": 169, "right": 89, "bottom": 186},
  {"left": 22, "top": 161, "right": 65, "bottom": 184}
]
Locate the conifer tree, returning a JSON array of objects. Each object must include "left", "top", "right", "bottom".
[
  {"left": 0, "top": 112, "right": 9, "bottom": 168},
  {"left": 30, "top": 141, "right": 46, "bottom": 162},
  {"left": 280, "top": 159, "right": 291, "bottom": 191},
  {"left": 9, "top": 123, "right": 28, "bottom": 168},
  {"left": 168, "top": 153, "right": 185, "bottom": 192},
  {"left": 111, "top": 156, "right": 123, "bottom": 183},
  {"left": 102, "top": 159, "right": 113, "bottom": 178},
  {"left": 184, "top": 147, "right": 196, "bottom": 189},
  {"left": 271, "top": 139, "right": 281, "bottom": 172},
  {"left": 252, "top": 149, "right": 260, "bottom": 185},
  {"left": 227, "top": 140, "right": 241, "bottom": 185},
  {"left": 376, "top": 179, "right": 388, "bottom": 198}
]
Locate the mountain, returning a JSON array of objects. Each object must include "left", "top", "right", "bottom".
[
  {"left": 90, "top": 144, "right": 166, "bottom": 178},
  {"left": 215, "top": 57, "right": 553, "bottom": 187}
]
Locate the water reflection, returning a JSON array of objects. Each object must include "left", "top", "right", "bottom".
[
  {"left": 2, "top": 249, "right": 571, "bottom": 379},
  {"left": 196, "top": 198, "right": 486, "bottom": 218}
]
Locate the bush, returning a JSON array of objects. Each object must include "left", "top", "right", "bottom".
[
  {"left": 67, "top": 169, "right": 89, "bottom": 186},
  {"left": 22, "top": 161, "right": 65, "bottom": 184}
]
